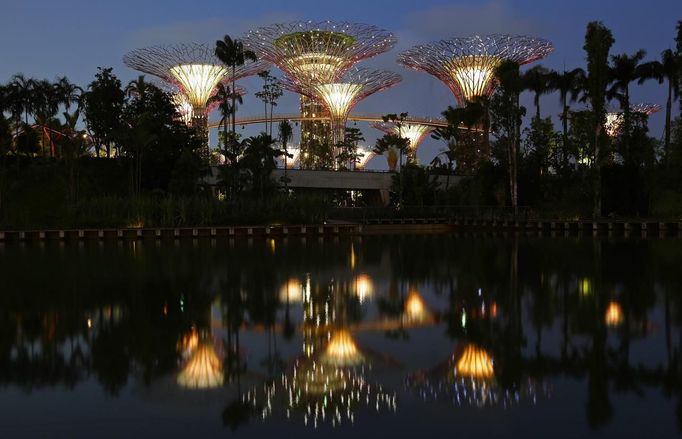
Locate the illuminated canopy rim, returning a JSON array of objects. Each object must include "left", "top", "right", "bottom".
[
  {"left": 398, "top": 34, "right": 554, "bottom": 104},
  {"left": 371, "top": 121, "right": 439, "bottom": 152},
  {"left": 123, "top": 43, "right": 267, "bottom": 107},
  {"left": 244, "top": 21, "right": 397, "bottom": 83}
]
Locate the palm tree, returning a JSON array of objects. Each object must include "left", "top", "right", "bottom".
[
  {"left": 9, "top": 74, "right": 35, "bottom": 153},
  {"left": 523, "top": 65, "right": 552, "bottom": 119},
  {"left": 124, "top": 75, "right": 151, "bottom": 101},
  {"left": 210, "top": 83, "right": 242, "bottom": 156},
  {"left": 215, "top": 36, "right": 257, "bottom": 136},
  {"left": 584, "top": 21, "right": 614, "bottom": 218},
  {"left": 278, "top": 120, "right": 293, "bottom": 191},
  {"left": 548, "top": 68, "right": 585, "bottom": 168},
  {"left": 56, "top": 76, "right": 82, "bottom": 112},
  {"left": 607, "top": 50, "right": 650, "bottom": 164},
  {"left": 639, "top": 49, "right": 680, "bottom": 163}
]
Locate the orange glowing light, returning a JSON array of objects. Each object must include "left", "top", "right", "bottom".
[
  {"left": 455, "top": 344, "right": 494, "bottom": 380},
  {"left": 354, "top": 274, "right": 374, "bottom": 303},
  {"left": 404, "top": 290, "right": 431, "bottom": 323},
  {"left": 177, "top": 343, "right": 224, "bottom": 389},
  {"left": 321, "top": 329, "right": 364, "bottom": 367},
  {"left": 605, "top": 301, "right": 623, "bottom": 327},
  {"left": 279, "top": 278, "right": 303, "bottom": 303}
]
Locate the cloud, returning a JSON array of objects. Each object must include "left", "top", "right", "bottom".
[{"left": 401, "top": 1, "right": 545, "bottom": 42}]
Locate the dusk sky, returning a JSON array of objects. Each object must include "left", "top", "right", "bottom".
[{"left": 1, "top": 0, "right": 679, "bottom": 167}]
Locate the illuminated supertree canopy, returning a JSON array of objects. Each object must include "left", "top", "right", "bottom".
[
  {"left": 356, "top": 146, "right": 376, "bottom": 170},
  {"left": 398, "top": 35, "right": 554, "bottom": 106},
  {"left": 164, "top": 83, "right": 247, "bottom": 127},
  {"left": 285, "top": 68, "right": 401, "bottom": 144},
  {"left": 371, "top": 121, "right": 440, "bottom": 157},
  {"left": 244, "top": 21, "right": 397, "bottom": 84},
  {"left": 244, "top": 21, "right": 396, "bottom": 167},
  {"left": 123, "top": 43, "right": 265, "bottom": 139},
  {"left": 605, "top": 102, "right": 662, "bottom": 137}
]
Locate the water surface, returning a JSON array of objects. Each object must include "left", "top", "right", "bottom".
[{"left": 0, "top": 235, "right": 680, "bottom": 438}]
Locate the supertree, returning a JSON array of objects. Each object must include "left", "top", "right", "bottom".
[
  {"left": 160, "top": 82, "right": 247, "bottom": 127},
  {"left": 284, "top": 68, "right": 401, "bottom": 146},
  {"left": 123, "top": 43, "right": 265, "bottom": 147},
  {"left": 371, "top": 119, "right": 442, "bottom": 158},
  {"left": 605, "top": 103, "right": 661, "bottom": 137},
  {"left": 398, "top": 35, "right": 554, "bottom": 106},
  {"left": 244, "top": 21, "right": 397, "bottom": 166}
]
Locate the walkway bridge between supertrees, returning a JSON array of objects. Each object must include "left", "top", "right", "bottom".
[{"left": 207, "top": 113, "right": 449, "bottom": 130}]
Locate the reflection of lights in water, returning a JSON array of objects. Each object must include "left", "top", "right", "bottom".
[
  {"left": 244, "top": 359, "right": 396, "bottom": 429},
  {"left": 269, "top": 239, "right": 276, "bottom": 254},
  {"left": 404, "top": 290, "right": 432, "bottom": 323},
  {"left": 321, "top": 329, "right": 364, "bottom": 367},
  {"left": 177, "top": 343, "right": 224, "bottom": 389},
  {"left": 349, "top": 244, "right": 356, "bottom": 270},
  {"left": 605, "top": 301, "right": 623, "bottom": 327},
  {"left": 406, "top": 343, "right": 548, "bottom": 408},
  {"left": 455, "top": 344, "right": 494, "bottom": 380},
  {"left": 280, "top": 278, "right": 303, "bottom": 303},
  {"left": 177, "top": 327, "right": 199, "bottom": 359},
  {"left": 354, "top": 274, "right": 374, "bottom": 303},
  {"left": 87, "top": 318, "right": 92, "bottom": 329},
  {"left": 579, "top": 278, "right": 592, "bottom": 297}
]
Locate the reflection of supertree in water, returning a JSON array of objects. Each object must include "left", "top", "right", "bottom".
[
  {"left": 243, "top": 276, "right": 395, "bottom": 428},
  {"left": 244, "top": 21, "right": 397, "bottom": 167},
  {"left": 406, "top": 343, "right": 547, "bottom": 408},
  {"left": 123, "top": 43, "right": 265, "bottom": 146},
  {"left": 398, "top": 35, "right": 553, "bottom": 106}
]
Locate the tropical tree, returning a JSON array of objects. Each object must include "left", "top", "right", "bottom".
[
  {"left": 336, "top": 127, "right": 365, "bottom": 170},
  {"left": 215, "top": 35, "right": 257, "bottom": 136},
  {"left": 548, "top": 68, "right": 586, "bottom": 169},
  {"left": 82, "top": 67, "right": 125, "bottom": 158},
  {"left": 8, "top": 74, "right": 35, "bottom": 154},
  {"left": 523, "top": 65, "right": 552, "bottom": 119},
  {"left": 583, "top": 21, "right": 615, "bottom": 218},
  {"left": 277, "top": 120, "right": 293, "bottom": 191},
  {"left": 641, "top": 50, "right": 680, "bottom": 163},
  {"left": 607, "top": 50, "right": 652, "bottom": 166},
  {"left": 241, "top": 133, "right": 281, "bottom": 201},
  {"left": 255, "top": 70, "right": 283, "bottom": 136},
  {"left": 490, "top": 60, "right": 525, "bottom": 215},
  {"left": 374, "top": 132, "right": 410, "bottom": 205}
]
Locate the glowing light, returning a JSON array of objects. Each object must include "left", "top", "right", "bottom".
[
  {"left": 355, "top": 146, "right": 376, "bottom": 169},
  {"left": 169, "top": 64, "right": 228, "bottom": 109},
  {"left": 321, "top": 329, "right": 364, "bottom": 367},
  {"left": 455, "top": 344, "right": 494, "bottom": 380},
  {"left": 269, "top": 238, "right": 276, "bottom": 254},
  {"left": 404, "top": 290, "right": 431, "bottom": 323},
  {"left": 579, "top": 278, "right": 592, "bottom": 297},
  {"left": 354, "top": 274, "right": 374, "bottom": 303},
  {"left": 171, "top": 93, "right": 194, "bottom": 125},
  {"left": 280, "top": 278, "right": 304, "bottom": 303},
  {"left": 314, "top": 83, "right": 362, "bottom": 119},
  {"left": 399, "top": 35, "right": 554, "bottom": 106},
  {"left": 86, "top": 318, "right": 92, "bottom": 329},
  {"left": 605, "top": 103, "right": 662, "bottom": 137},
  {"left": 605, "top": 301, "right": 623, "bottom": 327},
  {"left": 177, "top": 343, "right": 224, "bottom": 389},
  {"left": 177, "top": 328, "right": 199, "bottom": 358}
]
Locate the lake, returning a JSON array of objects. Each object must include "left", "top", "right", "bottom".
[{"left": 0, "top": 234, "right": 680, "bottom": 438}]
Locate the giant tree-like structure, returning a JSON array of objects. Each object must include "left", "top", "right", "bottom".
[
  {"left": 285, "top": 68, "right": 401, "bottom": 146},
  {"left": 605, "top": 102, "right": 661, "bottom": 137},
  {"left": 371, "top": 119, "right": 442, "bottom": 158},
  {"left": 123, "top": 43, "right": 264, "bottom": 147},
  {"left": 398, "top": 35, "right": 554, "bottom": 106},
  {"left": 244, "top": 21, "right": 397, "bottom": 166}
]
